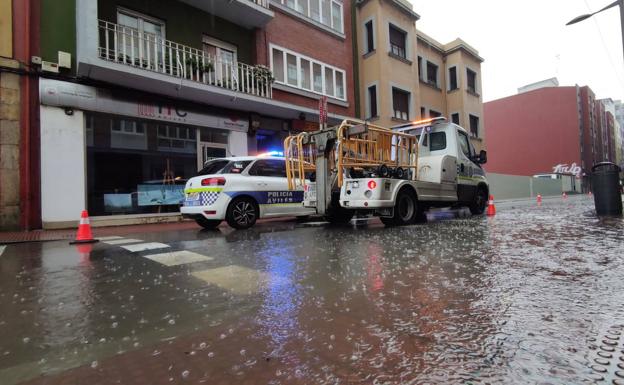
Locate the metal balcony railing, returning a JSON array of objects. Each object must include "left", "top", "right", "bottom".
[
  {"left": 251, "top": 0, "right": 269, "bottom": 8},
  {"left": 98, "top": 20, "right": 273, "bottom": 98}
]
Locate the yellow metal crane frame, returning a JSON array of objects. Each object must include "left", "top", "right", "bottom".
[{"left": 284, "top": 119, "right": 419, "bottom": 190}]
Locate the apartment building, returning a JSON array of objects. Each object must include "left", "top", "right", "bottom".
[
  {"left": 485, "top": 82, "right": 621, "bottom": 190},
  {"left": 355, "top": 0, "right": 485, "bottom": 152},
  {"left": 6, "top": 0, "right": 355, "bottom": 229}
]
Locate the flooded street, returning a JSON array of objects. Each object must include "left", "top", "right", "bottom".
[{"left": 1, "top": 196, "right": 623, "bottom": 384}]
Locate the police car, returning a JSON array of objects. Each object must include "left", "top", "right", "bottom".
[{"left": 180, "top": 155, "right": 315, "bottom": 229}]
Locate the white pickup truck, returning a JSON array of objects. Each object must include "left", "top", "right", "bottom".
[{"left": 287, "top": 118, "right": 489, "bottom": 226}]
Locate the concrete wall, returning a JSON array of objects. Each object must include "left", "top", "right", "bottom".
[
  {"left": 0, "top": 71, "right": 21, "bottom": 230},
  {"left": 40, "top": 105, "right": 86, "bottom": 226},
  {"left": 488, "top": 173, "right": 568, "bottom": 200}
]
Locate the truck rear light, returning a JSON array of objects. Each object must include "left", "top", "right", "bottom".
[
  {"left": 202, "top": 177, "right": 226, "bottom": 186},
  {"left": 368, "top": 180, "right": 377, "bottom": 189}
]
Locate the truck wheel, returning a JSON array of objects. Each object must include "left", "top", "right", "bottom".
[
  {"left": 469, "top": 186, "right": 488, "bottom": 215},
  {"left": 226, "top": 197, "right": 258, "bottom": 229},
  {"left": 383, "top": 188, "right": 417, "bottom": 226},
  {"left": 195, "top": 217, "right": 221, "bottom": 230}
]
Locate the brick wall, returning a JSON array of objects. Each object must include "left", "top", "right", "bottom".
[
  {"left": 0, "top": 68, "right": 21, "bottom": 230},
  {"left": 257, "top": 5, "right": 356, "bottom": 118}
]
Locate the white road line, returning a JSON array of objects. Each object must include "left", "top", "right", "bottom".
[
  {"left": 0, "top": 245, "right": 5, "bottom": 257},
  {"left": 121, "top": 242, "right": 170, "bottom": 253},
  {"left": 192, "top": 265, "right": 282, "bottom": 295},
  {"left": 143, "top": 251, "right": 213, "bottom": 266},
  {"left": 98, "top": 236, "right": 124, "bottom": 241},
  {"left": 103, "top": 238, "right": 144, "bottom": 245}
]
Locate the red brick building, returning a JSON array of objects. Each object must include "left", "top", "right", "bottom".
[
  {"left": 257, "top": 1, "right": 355, "bottom": 119},
  {"left": 484, "top": 85, "right": 616, "bottom": 189}
]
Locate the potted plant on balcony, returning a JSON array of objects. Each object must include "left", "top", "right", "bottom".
[
  {"left": 185, "top": 56, "right": 214, "bottom": 81},
  {"left": 245, "top": 65, "right": 275, "bottom": 96}
]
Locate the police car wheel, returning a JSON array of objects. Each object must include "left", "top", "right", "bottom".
[
  {"left": 469, "top": 186, "right": 488, "bottom": 215},
  {"left": 195, "top": 217, "right": 221, "bottom": 230},
  {"left": 226, "top": 197, "right": 258, "bottom": 229}
]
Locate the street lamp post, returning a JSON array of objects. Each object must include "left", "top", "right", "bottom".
[{"left": 566, "top": 0, "right": 624, "bottom": 62}]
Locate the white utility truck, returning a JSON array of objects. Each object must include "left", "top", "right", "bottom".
[{"left": 284, "top": 117, "right": 489, "bottom": 226}]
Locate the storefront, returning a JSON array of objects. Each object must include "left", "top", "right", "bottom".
[{"left": 39, "top": 79, "right": 248, "bottom": 227}]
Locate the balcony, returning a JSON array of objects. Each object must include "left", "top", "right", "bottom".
[
  {"left": 178, "top": 0, "right": 273, "bottom": 29},
  {"left": 76, "top": 0, "right": 347, "bottom": 125},
  {"left": 98, "top": 20, "right": 272, "bottom": 99}
]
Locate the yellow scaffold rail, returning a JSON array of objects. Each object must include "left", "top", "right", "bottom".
[
  {"left": 335, "top": 120, "right": 419, "bottom": 187},
  {"left": 284, "top": 119, "right": 419, "bottom": 190},
  {"left": 284, "top": 132, "right": 317, "bottom": 190}
]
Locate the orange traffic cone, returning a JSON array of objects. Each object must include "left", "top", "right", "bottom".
[
  {"left": 537, "top": 194, "right": 542, "bottom": 206},
  {"left": 70, "top": 210, "right": 99, "bottom": 244},
  {"left": 486, "top": 195, "right": 496, "bottom": 216}
]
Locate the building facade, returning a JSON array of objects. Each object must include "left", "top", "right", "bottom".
[
  {"left": 8, "top": 0, "right": 357, "bottom": 229},
  {"left": 416, "top": 32, "right": 485, "bottom": 152},
  {"left": 0, "top": 0, "right": 40, "bottom": 230},
  {"left": 484, "top": 83, "right": 621, "bottom": 190},
  {"left": 354, "top": 0, "right": 485, "bottom": 152}
]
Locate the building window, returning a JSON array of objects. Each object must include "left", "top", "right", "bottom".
[
  {"left": 270, "top": 44, "right": 347, "bottom": 101},
  {"left": 417, "top": 56, "right": 422, "bottom": 80},
  {"left": 280, "top": 0, "right": 344, "bottom": 33},
  {"left": 203, "top": 36, "right": 238, "bottom": 85},
  {"left": 157, "top": 125, "right": 197, "bottom": 153},
  {"left": 365, "top": 20, "right": 374, "bottom": 54},
  {"left": 392, "top": 87, "right": 410, "bottom": 121},
  {"left": 467, "top": 68, "right": 477, "bottom": 94},
  {"left": 469, "top": 114, "right": 479, "bottom": 137},
  {"left": 389, "top": 24, "right": 407, "bottom": 59},
  {"left": 420, "top": 107, "right": 426, "bottom": 118},
  {"left": 86, "top": 113, "right": 230, "bottom": 217},
  {"left": 117, "top": 8, "right": 166, "bottom": 61},
  {"left": 429, "top": 110, "right": 442, "bottom": 118},
  {"left": 451, "top": 113, "right": 460, "bottom": 125},
  {"left": 426, "top": 61, "right": 438, "bottom": 87},
  {"left": 448, "top": 66, "right": 458, "bottom": 91},
  {"left": 368, "top": 85, "right": 378, "bottom": 119}
]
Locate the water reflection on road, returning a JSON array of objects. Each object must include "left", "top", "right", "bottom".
[{"left": 0, "top": 197, "right": 623, "bottom": 384}]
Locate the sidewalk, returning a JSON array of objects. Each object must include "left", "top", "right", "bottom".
[{"left": 0, "top": 221, "right": 199, "bottom": 244}]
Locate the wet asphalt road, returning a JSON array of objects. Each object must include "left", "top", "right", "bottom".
[{"left": 1, "top": 195, "right": 624, "bottom": 385}]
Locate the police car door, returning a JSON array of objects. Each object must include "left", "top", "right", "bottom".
[{"left": 248, "top": 159, "right": 299, "bottom": 217}]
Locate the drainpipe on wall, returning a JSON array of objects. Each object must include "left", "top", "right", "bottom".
[
  {"left": 351, "top": 0, "right": 360, "bottom": 118},
  {"left": 15, "top": 0, "right": 41, "bottom": 230}
]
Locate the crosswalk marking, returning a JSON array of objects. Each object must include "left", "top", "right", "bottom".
[
  {"left": 98, "top": 236, "right": 124, "bottom": 241},
  {"left": 121, "top": 242, "right": 170, "bottom": 253},
  {"left": 192, "top": 265, "right": 274, "bottom": 295},
  {"left": 103, "top": 238, "right": 144, "bottom": 245},
  {"left": 143, "top": 251, "right": 213, "bottom": 266},
  {"left": 0, "top": 245, "right": 5, "bottom": 257}
]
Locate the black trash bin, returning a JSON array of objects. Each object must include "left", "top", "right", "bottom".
[{"left": 591, "top": 162, "right": 623, "bottom": 216}]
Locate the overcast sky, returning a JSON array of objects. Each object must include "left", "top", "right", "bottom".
[{"left": 411, "top": 0, "right": 624, "bottom": 103}]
